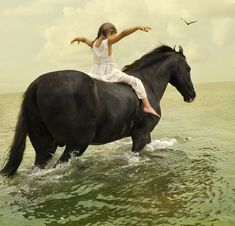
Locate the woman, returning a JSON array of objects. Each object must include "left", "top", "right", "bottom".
[{"left": 71, "top": 22, "right": 159, "bottom": 117}]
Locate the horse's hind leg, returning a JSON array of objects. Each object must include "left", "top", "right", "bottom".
[
  {"left": 33, "top": 142, "right": 57, "bottom": 168},
  {"left": 55, "top": 144, "right": 88, "bottom": 166},
  {"left": 27, "top": 120, "right": 57, "bottom": 168}
]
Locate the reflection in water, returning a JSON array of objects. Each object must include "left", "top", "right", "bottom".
[{"left": 3, "top": 144, "right": 223, "bottom": 226}]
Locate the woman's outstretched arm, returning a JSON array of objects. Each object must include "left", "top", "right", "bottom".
[
  {"left": 108, "top": 26, "right": 151, "bottom": 45},
  {"left": 70, "top": 37, "right": 93, "bottom": 47}
]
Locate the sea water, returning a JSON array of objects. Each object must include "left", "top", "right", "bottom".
[{"left": 0, "top": 82, "right": 234, "bottom": 226}]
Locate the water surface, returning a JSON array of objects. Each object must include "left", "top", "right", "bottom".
[{"left": 0, "top": 82, "right": 234, "bottom": 226}]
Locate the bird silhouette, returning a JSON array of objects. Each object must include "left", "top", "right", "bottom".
[{"left": 181, "top": 17, "right": 198, "bottom": 25}]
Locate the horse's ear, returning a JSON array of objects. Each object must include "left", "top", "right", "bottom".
[{"left": 179, "top": 45, "right": 183, "bottom": 54}]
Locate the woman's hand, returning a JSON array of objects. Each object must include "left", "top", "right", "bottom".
[
  {"left": 138, "top": 26, "right": 152, "bottom": 32},
  {"left": 70, "top": 37, "right": 93, "bottom": 47},
  {"left": 70, "top": 38, "right": 80, "bottom": 44}
]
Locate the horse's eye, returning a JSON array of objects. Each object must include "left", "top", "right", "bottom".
[{"left": 186, "top": 65, "right": 191, "bottom": 72}]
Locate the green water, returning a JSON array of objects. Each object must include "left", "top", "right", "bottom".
[{"left": 0, "top": 82, "right": 235, "bottom": 226}]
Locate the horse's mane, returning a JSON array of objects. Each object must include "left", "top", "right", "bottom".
[{"left": 122, "top": 45, "right": 184, "bottom": 73}]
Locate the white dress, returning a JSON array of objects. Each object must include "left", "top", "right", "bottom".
[{"left": 88, "top": 39, "right": 147, "bottom": 99}]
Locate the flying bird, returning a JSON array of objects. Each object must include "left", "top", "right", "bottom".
[{"left": 181, "top": 17, "right": 198, "bottom": 25}]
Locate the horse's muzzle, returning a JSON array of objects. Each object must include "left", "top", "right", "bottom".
[
  {"left": 186, "top": 97, "right": 195, "bottom": 103},
  {"left": 184, "top": 91, "right": 196, "bottom": 103}
]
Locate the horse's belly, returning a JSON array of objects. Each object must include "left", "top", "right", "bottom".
[
  {"left": 92, "top": 133, "right": 130, "bottom": 145},
  {"left": 92, "top": 119, "right": 134, "bottom": 144}
]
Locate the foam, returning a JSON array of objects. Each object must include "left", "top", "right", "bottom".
[{"left": 146, "top": 138, "right": 177, "bottom": 151}]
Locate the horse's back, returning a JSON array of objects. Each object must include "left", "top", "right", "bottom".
[
  {"left": 36, "top": 70, "right": 97, "bottom": 114},
  {"left": 36, "top": 70, "right": 94, "bottom": 94}
]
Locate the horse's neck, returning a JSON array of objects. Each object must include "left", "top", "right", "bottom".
[{"left": 141, "top": 63, "right": 171, "bottom": 102}]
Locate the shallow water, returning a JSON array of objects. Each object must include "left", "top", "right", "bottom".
[{"left": 0, "top": 82, "right": 235, "bottom": 226}]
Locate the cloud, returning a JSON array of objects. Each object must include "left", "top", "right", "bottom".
[
  {"left": 34, "top": 0, "right": 235, "bottom": 72},
  {"left": 174, "top": 0, "right": 235, "bottom": 18},
  {"left": 167, "top": 22, "right": 187, "bottom": 39},
  {"left": 35, "top": 0, "right": 192, "bottom": 70},
  {"left": 210, "top": 18, "right": 233, "bottom": 45},
  {"left": 1, "top": 0, "right": 79, "bottom": 16},
  {"left": 183, "top": 41, "right": 212, "bottom": 63},
  {"left": 36, "top": 0, "right": 158, "bottom": 70}
]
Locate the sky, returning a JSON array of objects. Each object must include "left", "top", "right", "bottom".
[{"left": 0, "top": 0, "right": 235, "bottom": 93}]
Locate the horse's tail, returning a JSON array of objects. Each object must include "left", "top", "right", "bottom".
[{"left": 1, "top": 82, "right": 37, "bottom": 177}]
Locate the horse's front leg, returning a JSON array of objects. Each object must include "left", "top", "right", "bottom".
[
  {"left": 131, "top": 130, "right": 150, "bottom": 153},
  {"left": 147, "top": 133, "right": 151, "bottom": 144}
]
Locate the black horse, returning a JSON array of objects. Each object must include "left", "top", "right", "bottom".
[{"left": 1, "top": 45, "right": 196, "bottom": 177}]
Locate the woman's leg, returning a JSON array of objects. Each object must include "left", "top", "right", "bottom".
[{"left": 118, "top": 75, "right": 160, "bottom": 117}]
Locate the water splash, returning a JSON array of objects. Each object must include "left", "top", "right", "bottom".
[{"left": 146, "top": 138, "right": 177, "bottom": 151}]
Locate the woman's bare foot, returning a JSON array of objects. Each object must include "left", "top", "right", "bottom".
[
  {"left": 141, "top": 97, "right": 160, "bottom": 117},
  {"left": 144, "top": 106, "right": 160, "bottom": 117}
]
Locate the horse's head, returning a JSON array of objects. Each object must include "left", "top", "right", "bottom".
[
  {"left": 169, "top": 46, "right": 196, "bottom": 103},
  {"left": 122, "top": 44, "right": 196, "bottom": 103}
]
